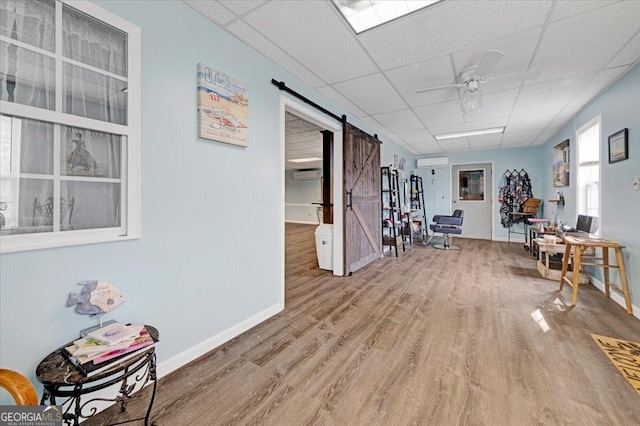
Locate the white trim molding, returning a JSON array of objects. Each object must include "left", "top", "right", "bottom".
[{"left": 156, "top": 303, "right": 284, "bottom": 378}]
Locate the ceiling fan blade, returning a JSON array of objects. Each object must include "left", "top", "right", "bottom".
[
  {"left": 473, "top": 50, "right": 504, "bottom": 79},
  {"left": 486, "top": 68, "right": 542, "bottom": 84},
  {"left": 415, "top": 82, "right": 464, "bottom": 94}
]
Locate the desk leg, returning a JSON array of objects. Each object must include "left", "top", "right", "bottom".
[
  {"left": 559, "top": 243, "right": 571, "bottom": 290},
  {"left": 571, "top": 246, "right": 582, "bottom": 305},
  {"left": 615, "top": 248, "right": 633, "bottom": 315},
  {"left": 603, "top": 247, "right": 610, "bottom": 298}
]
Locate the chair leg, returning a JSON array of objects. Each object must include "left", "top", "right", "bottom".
[{"left": 433, "top": 234, "right": 461, "bottom": 250}]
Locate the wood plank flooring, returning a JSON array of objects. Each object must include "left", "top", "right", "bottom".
[{"left": 88, "top": 223, "right": 640, "bottom": 425}]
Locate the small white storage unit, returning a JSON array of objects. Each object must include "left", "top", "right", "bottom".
[{"left": 314, "top": 224, "right": 333, "bottom": 270}]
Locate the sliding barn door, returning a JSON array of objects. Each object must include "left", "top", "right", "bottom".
[{"left": 343, "top": 123, "right": 381, "bottom": 275}]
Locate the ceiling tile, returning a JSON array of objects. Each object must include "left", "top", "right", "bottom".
[
  {"left": 285, "top": 112, "right": 298, "bottom": 122},
  {"left": 567, "top": 66, "right": 629, "bottom": 107},
  {"left": 317, "top": 86, "right": 367, "bottom": 117},
  {"left": 531, "top": 1, "right": 640, "bottom": 83},
  {"left": 506, "top": 110, "right": 561, "bottom": 133},
  {"left": 413, "top": 141, "right": 445, "bottom": 155},
  {"left": 332, "top": 74, "right": 408, "bottom": 115},
  {"left": 219, "top": 0, "right": 266, "bottom": 16},
  {"left": 225, "top": 21, "right": 325, "bottom": 87},
  {"left": 287, "top": 140, "right": 322, "bottom": 151},
  {"left": 244, "top": 1, "right": 378, "bottom": 83},
  {"left": 286, "top": 117, "right": 322, "bottom": 134},
  {"left": 608, "top": 32, "right": 640, "bottom": 68},
  {"left": 358, "top": 115, "right": 390, "bottom": 136},
  {"left": 414, "top": 100, "right": 465, "bottom": 128},
  {"left": 439, "top": 138, "right": 470, "bottom": 152},
  {"left": 381, "top": 133, "right": 418, "bottom": 155},
  {"left": 384, "top": 55, "right": 458, "bottom": 108},
  {"left": 395, "top": 129, "right": 437, "bottom": 146},
  {"left": 547, "top": 106, "right": 581, "bottom": 130},
  {"left": 550, "top": 1, "right": 618, "bottom": 23},
  {"left": 536, "top": 127, "right": 562, "bottom": 144},
  {"left": 469, "top": 134, "right": 503, "bottom": 150},
  {"left": 501, "top": 130, "right": 540, "bottom": 146},
  {"left": 286, "top": 130, "right": 323, "bottom": 144},
  {"left": 184, "top": 0, "right": 236, "bottom": 25},
  {"left": 371, "top": 109, "right": 423, "bottom": 133},
  {"left": 512, "top": 74, "right": 594, "bottom": 115},
  {"left": 359, "top": 1, "right": 552, "bottom": 70}
]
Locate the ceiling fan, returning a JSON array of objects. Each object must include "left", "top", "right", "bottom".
[{"left": 415, "top": 50, "right": 542, "bottom": 116}]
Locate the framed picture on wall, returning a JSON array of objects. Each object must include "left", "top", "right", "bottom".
[
  {"left": 552, "top": 139, "right": 570, "bottom": 186},
  {"left": 608, "top": 128, "right": 628, "bottom": 163},
  {"left": 197, "top": 64, "right": 249, "bottom": 147}
]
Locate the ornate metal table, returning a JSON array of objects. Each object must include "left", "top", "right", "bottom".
[{"left": 36, "top": 325, "right": 158, "bottom": 426}]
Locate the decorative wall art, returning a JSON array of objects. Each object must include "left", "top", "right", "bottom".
[
  {"left": 393, "top": 154, "right": 406, "bottom": 171},
  {"left": 553, "top": 139, "right": 570, "bottom": 187},
  {"left": 608, "top": 128, "right": 628, "bottom": 164},
  {"left": 197, "top": 64, "right": 249, "bottom": 147}
]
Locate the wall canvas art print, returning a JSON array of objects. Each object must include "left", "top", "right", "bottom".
[
  {"left": 394, "top": 154, "right": 406, "bottom": 171},
  {"left": 197, "top": 64, "right": 249, "bottom": 147}
]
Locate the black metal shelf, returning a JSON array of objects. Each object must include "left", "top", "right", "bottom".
[{"left": 381, "top": 166, "right": 406, "bottom": 256}]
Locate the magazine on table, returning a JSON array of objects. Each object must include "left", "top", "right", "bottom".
[{"left": 62, "top": 326, "right": 158, "bottom": 377}]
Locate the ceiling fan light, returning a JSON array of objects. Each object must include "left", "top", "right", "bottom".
[{"left": 461, "top": 89, "right": 482, "bottom": 116}]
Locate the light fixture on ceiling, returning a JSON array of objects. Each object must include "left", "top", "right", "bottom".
[
  {"left": 415, "top": 50, "right": 542, "bottom": 117},
  {"left": 434, "top": 127, "right": 505, "bottom": 141},
  {"left": 288, "top": 157, "right": 322, "bottom": 163},
  {"left": 331, "top": 0, "right": 443, "bottom": 34},
  {"left": 460, "top": 80, "right": 482, "bottom": 116}
]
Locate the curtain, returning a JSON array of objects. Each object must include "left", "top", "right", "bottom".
[{"left": 0, "top": 1, "right": 124, "bottom": 233}]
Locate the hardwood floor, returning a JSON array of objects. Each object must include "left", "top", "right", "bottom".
[{"left": 89, "top": 223, "right": 640, "bottom": 425}]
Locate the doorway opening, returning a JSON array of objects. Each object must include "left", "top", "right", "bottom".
[{"left": 279, "top": 96, "right": 344, "bottom": 307}]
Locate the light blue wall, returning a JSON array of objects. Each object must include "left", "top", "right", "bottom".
[
  {"left": 412, "top": 146, "right": 544, "bottom": 241},
  {"left": 0, "top": 0, "right": 414, "bottom": 400},
  {"left": 539, "top": 63, "right": 640, "bottom": 308},
  {"left": 284, "top": 170, "right": 322, "bottom": 223}
]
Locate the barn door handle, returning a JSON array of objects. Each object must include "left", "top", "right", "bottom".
[{"left": 346, "top": 190, "right": 353, "bottom": 210}]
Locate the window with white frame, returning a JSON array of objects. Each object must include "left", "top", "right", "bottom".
[
  {"left": 576, "top": 116, "right": 601, "bottom": 234},
  {"left": 0, "top": 0, "right": 140, "bottom": 253}
]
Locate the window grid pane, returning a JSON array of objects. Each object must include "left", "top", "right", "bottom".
[
  {"left": 576, "top": 120, "right": 601, "bottom": 236},
  {"left": 0, "top": 0, "right": 136, "bottom": 251},
  {"left": 0, "top": 0, "right": 56, "bottom": 52}
]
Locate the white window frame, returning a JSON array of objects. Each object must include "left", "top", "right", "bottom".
[
  {"left": 0, "top": 0, "right": 140, "bottom": 253},
  {"left": 575, "top": 115, "right": 601, "bottom": 235}
]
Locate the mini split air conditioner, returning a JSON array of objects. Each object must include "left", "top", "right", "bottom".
[
  {"left": 416, "top": 157, "right": 449, "bottom": 169},
  {"left": 292, "top": 169, "right": 321, "bottom": 180}
]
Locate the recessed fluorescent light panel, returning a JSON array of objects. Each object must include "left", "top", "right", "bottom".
[
  {"left": 288, "top": 157, "right": 322, "bottom": 163},
  {"left": 434, "top": 127, "right": 505, "bottom": 141},
  {"left": 332, "top": 0, "right": 443, "bottom": 34}
]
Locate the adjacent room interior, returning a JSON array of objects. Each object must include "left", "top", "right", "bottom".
[{"left": 1, "top": 0, "right": 639, "bottom": 424}]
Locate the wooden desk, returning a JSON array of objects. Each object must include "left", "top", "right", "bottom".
[{"left": 559, "top": 237, "right": 632, "bottom": 314}]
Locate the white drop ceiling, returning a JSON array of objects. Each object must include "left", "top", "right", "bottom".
[{"left": 185, "top": 0, "right": 640, "bottom": 157}]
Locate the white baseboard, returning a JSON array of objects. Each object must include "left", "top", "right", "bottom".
[
  {"left": 493, "top": 237, "right": 526, "bottom": 243},
  {"left": 156, "top": 302, "right": 283, "bottom": 378},
  {"left": 77, "top": 303, "right": 283, "bottom": 422},
  {"left": 588, "top": 275, "right": 639, "bottom": 319},
  {"left": 285, "top": 220, "right": 319, "bottom": 225}
]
